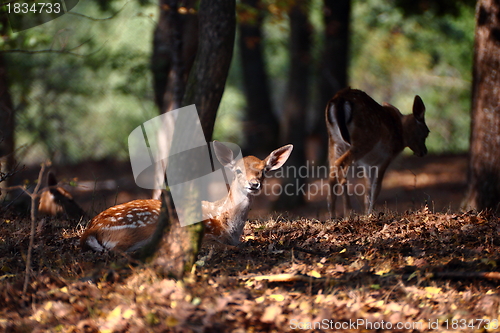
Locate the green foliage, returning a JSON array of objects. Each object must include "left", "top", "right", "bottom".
[
  {"left": 213, "top": 85, "right": 246, "bottom": 144},
  {"left": 5, "top": 0, "right": 158, "bottom": 163},
  {"left": 4, "top": 0, "right": 475, "bottom": 165},
  {"left": 212, "top": 29, "right": 246, "bottom": 144},
  {"left": 395, "top": 0, "right": 476, "bottom": 17},
  {"left": 253, "top": 0, "right": 474, "bottom": 153},
  {"left": 350, "top": 0, "right": 474, "bottom": 153}
]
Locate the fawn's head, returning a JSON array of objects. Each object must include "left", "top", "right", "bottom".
[
  {"left": 213, "top": 141, "right": 293, "bottom": 195},
  {"left": 402, "top": 95, "right": 429, "bottom": 157},
  {"left": 38, "top": 172, "right": 85, "bottom": 219}
]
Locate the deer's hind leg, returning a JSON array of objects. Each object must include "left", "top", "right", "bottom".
[
  {"left": 362, "top": 162, "right": 389, "bottom": 215},
  {"left": 328, "top": 147, "right": 355, "bottom": 218}
]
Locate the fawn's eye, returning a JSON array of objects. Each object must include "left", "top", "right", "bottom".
[{"left": 235, "top": 168, "right": 243, "bottom": 175}]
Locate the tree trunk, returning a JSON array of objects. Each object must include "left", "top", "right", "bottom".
[
  {"left": 310, "top": 0, "right": 351, "bottom": 163},
  {"left": 151, "top": 0, "right": 198, "bottom": 200},
  {"left": 239, "top": 0, "right": 279, "bottom": 156},
  {"left": 151, "top": 0, "right": 198, "bottom": 113},
  {"left": 464, "top": 0, "right": 500, "bottom": 212},
  {"left": 0, "top": 30, "right": 15, "bottom": 195},
  {"left": 152, "top": 0, "right": 236, "bottom": 278},
  {"left": 319, "top": 0, "right": 350, "bottom": 97},
  {"left": 182, "top": 0, "right": 236, "bottom": 141},
  {"left": 275, "top": 2, "right": 311, "bottom": 209}
]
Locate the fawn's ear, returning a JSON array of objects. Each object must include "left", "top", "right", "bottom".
[
  {"left": 413, "top": 95, "right": 426, "bottom": 123},
  {"left": 265, "top": 144, "right": 293, "bottom": 172},
  {"left": 213, "top": 141, "right": 235, "bottom": 168}
]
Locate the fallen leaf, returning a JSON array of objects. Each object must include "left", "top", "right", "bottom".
[
  {"left": 261, "top": 305, "right": 282, "bottom": 323},
  {"left": 166, "top": 316, "right": 179, "bottom": 327},
  {"left": 122, "top": 308, "right": 135, "bottom": 319},
  {"left": 269, "top": 294, "right": 285, "bottom": 302},
  {"left": 374, "top": 268, "right": 391, "bottom": 276},
  {"left": 334, "top": 264, "right": 345, "bottom": 272},
  {"left": 255, "top": 296, "right": 265, "bottom": 304},
  {"left": 106, "top": 306, "right": 123, "bottom": 322},
  {"left": 424, "top": 287, "right": 442, "bottom": 297},
  {"left": 309, "top": 270, "right": 321, "bottom": 278}
]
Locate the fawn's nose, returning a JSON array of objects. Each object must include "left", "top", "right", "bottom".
[{"left": 249, "top": 179, "right": 260, "bottom": 190}]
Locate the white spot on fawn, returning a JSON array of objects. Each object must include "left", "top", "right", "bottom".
[{"left": 86, "top": 236, "right": 105, "bottom": 252}]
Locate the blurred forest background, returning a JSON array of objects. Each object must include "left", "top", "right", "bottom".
[
  {"left": 0, "top": 0, "right": 474, "bottom": 166},
  {"left": 6, "top": 2, "right": 500, "bottom": 330}
]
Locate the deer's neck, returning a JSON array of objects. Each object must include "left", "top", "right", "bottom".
[
  {"left": 380, "top": 106, "right": 405, "bottom": 154},
  {"left": 401, "top": 114, "right": 414, "bottom": 150},
  {"left": 203, "top": 183, "right": 253, "bottom": 245}
]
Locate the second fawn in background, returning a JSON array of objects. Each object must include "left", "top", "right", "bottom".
[
  {"left": 80, "top": 142, "right": 293, "bottom": 252},
  {"left": 326, "top": 88, "right": 429, "bottom": 217},
  {"left": 38, "top": 172, "right": 86, "bottom": 220}
]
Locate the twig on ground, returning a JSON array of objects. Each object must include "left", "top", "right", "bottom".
[
  {"left": 23, "top": 164, "right": 46, "bottom": 295},
  {"left": 430, "top": 271, "right": 500, "bottom": 281},
  {"left": 238, "top": 270, "right": 500, "bottom": 286},
  {"left": 240, "top": 273, "right": 326, "bottom": 283},
  {"left": 290, "top": 246, "right": 329, "bottom": 257}
]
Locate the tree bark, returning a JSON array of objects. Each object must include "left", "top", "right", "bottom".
[
  {"left": 464, "top": 0, "right": 500, "bottom": 212},
  {"left": 0, "top": 19, "right": 15, "bottom": 195},
  {"left": 151, "top": 0, "right": 198, "bottom": 200},
  {"left": 319, "top": 0, "right": 350, "bottom": 96},
  {"left": 275, "top": 2, "right": 311, "bottom": 209},
  {"left": 152, "top": 0, "right": 236, "bottom": 278},
  {"left": 182, "top": 0, "right": 236, "bottom": 141},
  {"left": 239, "top": 0, "right": 280, "bottom": 156},
  {"left": 310, "top": 0, "right": 351, "bottom": 163}
]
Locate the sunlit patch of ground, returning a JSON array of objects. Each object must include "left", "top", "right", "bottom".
[
  {"left": 1, "top": 204, "right": 500, "bottom": 332},
  {"left": 249, "top": 154, "right": 468, "bottom": 220},
  {"left": 3, "top": 154, "right": 494, "bottom": 332}
]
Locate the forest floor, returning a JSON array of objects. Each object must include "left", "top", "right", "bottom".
[{"left": 3, "top": 154, "right": 500, "bottom": 332}]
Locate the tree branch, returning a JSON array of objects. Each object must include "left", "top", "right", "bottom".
[
  {"left": 23, "top": 163, "right": 46, "bottom": 295},
  {"left": 2, "top": 38, "right": 102, "bottom": 57}
]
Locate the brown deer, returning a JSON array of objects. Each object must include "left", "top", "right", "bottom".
[
  {"left": 325, "top": 88, "right": 429, "bottom": 217},
  {"left": 38, "top": 172, "right": 86, "bottom": 220},
  {"left": 80, "top": 142, "right": 293, "bottom": 252}
]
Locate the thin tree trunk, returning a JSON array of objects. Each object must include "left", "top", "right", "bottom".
[
  {"left": 239, "top": 0, "right": 279, "bottom": 156},
  {"left": 182, "top": 0, "right": 236, "bottom": 141},
  {"left": 464, "top": 0, "right": 500, "bottom": 212},
  {"left": 152, "top": 0, "right": 236, "bottom": 278},
  {"left": 310, "top": 0, "right": 350, "bottom": 163},
  {"left": 0, "top": 50, "right": 15, "bottom": 197},
  {"left": 152, "top": 0, "right": 198, "bottom": 113},
  {"left": 151, "top": 0, "right": 198, "bottom": 200},
  {"left": 319, "top": 0, "right": 350, "bottom": 99},
  {"left": 275, "top": 2, "right": 311, "bottom": 209}
]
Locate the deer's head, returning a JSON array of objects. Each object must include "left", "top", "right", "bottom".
[
  {"left": 213, "top": 141, "right": 293, "bottom": 195},
  {"left": 403, "top": 95, "right": 429, "bottom": 157}
]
